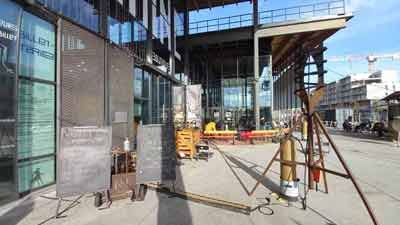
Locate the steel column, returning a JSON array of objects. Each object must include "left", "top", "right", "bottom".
[
  {"left": 146, "top": 0, "right": 153, "bottom": 64},
  {"left": 253, "top": 0, "right": 260, "bottom": 129},
  {"left": 183, "top": 1, "right": 190, "bottom": 79}
]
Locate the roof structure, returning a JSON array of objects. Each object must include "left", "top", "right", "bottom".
[
  {"left": 175, "top": 0, "right": 251, "bottom": 12},
  {"left": 382, "top": 91, "right": 400, "bottom": 101}
]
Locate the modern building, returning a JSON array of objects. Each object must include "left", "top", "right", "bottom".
[
  {"left": 0, "top": 0, "right": 351, "bottom": 205},
  {"left": 319, "top": 70, "right": 400, "bottom": 125}
]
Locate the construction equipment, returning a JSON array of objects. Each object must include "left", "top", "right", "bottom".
[
  {"left": 176, "top": 130, "right": 197, "bottom": 159},
  {"left": 328, "top": 52, "right": 400, "bottom": 73},
  {"left": 251, "top": 45, "right": 380, "bottom": 225}
]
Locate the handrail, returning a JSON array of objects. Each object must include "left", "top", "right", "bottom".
[{"left": 183, "top": 0, "right": 345, "bottom": 35}]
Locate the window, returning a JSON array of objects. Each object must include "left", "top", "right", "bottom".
[
  {"left": 17, "top": 80, "right": 55, "bottom": 159},
  {"left": 18, "top": 156, "right": 55, "bottom": 193},
  {"left": 133, "top": 68, "right": 151, "bottom": 125},
  {"left": 17, "top": 11, "right": 56, "bottom": 193},
  {"left": 19, "top": 12, "right": 56, "bottom": 81}
]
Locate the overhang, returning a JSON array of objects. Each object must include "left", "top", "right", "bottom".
[
  {"left": 256, "top": 14, "right": 353, "bottom": 69},
  {"left": 175, "top": 0, "right": 251, "bottom": 12}
]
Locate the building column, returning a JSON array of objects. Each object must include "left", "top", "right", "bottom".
[
  {"left": 183, "top": 1, "right": 190, "bottom": 78},
  {"left": 146, "top": 0, "right": 153, "bottom": 64},
  {"left": 268, "top": 54, "right": 274, "bottom": 119},
  {"left": 99, "top": 0, "right": 109, "bottom": 37},
  {"left": 253, "top": 0, "right": 260, "bottom": 129},
  {"left": 169, "top": 0, "right": 175, "bottom": 123}
]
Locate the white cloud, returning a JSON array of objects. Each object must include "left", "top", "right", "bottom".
[
  {"left": 327, "top": 0, "right": 400, "bottom": 44},
  {"left": 346, "top": 0, "right": 379, "bottom": 12}
]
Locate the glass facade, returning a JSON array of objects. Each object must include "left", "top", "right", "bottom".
[
  {"left": 133, "top": 67, "right": 172, "bottom": 125},
  {"left": 0, "top": 0, "right": 177, "bottom": 204},
  {"left": 133, "top": 67, "right": 151, "bottom": 125},
  {"left": 17, "top": 11, "right": 56, "bottom": 194},
  {"left": 0, "top": 0, "right": 56, "bottom": 200},
  {"left": 0, "top": 0, "right": 20, "bottom": 204},
  {"left": 36, "top": 0, "right": 100, "bottom": 32}
]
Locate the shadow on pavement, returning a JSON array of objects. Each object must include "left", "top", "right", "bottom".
[
  {"left": 218, "top": 150, "right": 280, "bottom": 195},
  {"left": 156, "top": 165, "right": 193, "bottom": 225},
  {"left": 0, "top": 198, "right": 34, "bottom": 225}
]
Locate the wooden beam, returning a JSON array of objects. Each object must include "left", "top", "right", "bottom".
[{"left": 192, "top": 0, "right": 199, "bottom": 11}]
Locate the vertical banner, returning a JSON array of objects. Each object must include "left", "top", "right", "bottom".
[
  {"left": 186, "top": 85, "right": 202, "bottom": 128},
  {"left": 172, "top": 86, "right": 185, "bottom": 124}
]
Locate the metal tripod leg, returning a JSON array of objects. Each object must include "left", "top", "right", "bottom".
[
  {"left": 249, "top": 147, "right": 280, "bottom": 196},
  {"left": 314, "top": 114, "right": 379, "bottom": 225},
  {"left": 313, "top": 115, "right": 329, "bottom": 194}
]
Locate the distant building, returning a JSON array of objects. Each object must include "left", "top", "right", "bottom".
[{"left": 319, "top": 70, "right": 400, "bottom": 126}]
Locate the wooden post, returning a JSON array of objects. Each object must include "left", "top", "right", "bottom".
[{"left": 313, "top": 114, "right": 329, "bottom": 193}]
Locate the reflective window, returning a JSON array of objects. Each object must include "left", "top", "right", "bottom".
[
  {"left": 17, "top": 80, "right": 55, "bottom": 159},
  {"left": 17, "top": 11, "right": 56, "bottom": 193},
  {"left": 37, "top": 0, "right": 99, "bottom": 32},
  {"left": 0, "top": 0, "right": 20, "bottom": 204},
  {"left": 134, "top": 68, "right": 143, "bottom": 97},
  {"left": 151, "top": 75, "right": 158, "bottom": 123},
  {"left": 18, "top": 156, "right": 55, "bottom": 193},
  {"left": 19, "top": 12, "right": 56, "bottom": 81},
  {"left": 133, "top": 67, "right": 150, "bottom": 125}
]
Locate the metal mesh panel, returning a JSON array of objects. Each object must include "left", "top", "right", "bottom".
[
  {"left": 108, "top": 45, "right": 134, "bottom": 147},
  {"left": 60, "top": 20, "right": 105, "bottom": 127}
]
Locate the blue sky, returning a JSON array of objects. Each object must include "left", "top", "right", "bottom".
[{"left": 190, "top": 0, "right": 400, "bottom": 83}]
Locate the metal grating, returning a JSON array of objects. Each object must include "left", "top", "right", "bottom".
[
  {"left": 108, "top": 45, "right": 134, "bottom": 146},
  {"left": 60, "top": 20, "right": 105, "bottom": 127}
]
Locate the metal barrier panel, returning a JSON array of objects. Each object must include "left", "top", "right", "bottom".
[
  {"left": 108, "top": 45, "right": 134, "bottom": 147},
  {"left": 60, "top": 19, "right": 105, "bottom": 127},
  {"left": 136, "top": 124, "right": 176, "bottom": 184}
]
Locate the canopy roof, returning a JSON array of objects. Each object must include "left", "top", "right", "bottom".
[
  {"left": 382, "top": 91, "right": 400, "bottom": 101},
  {"left": 175, "top": 0, "right": 251, "bottom": 12}
]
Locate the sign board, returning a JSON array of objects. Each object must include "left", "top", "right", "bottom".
[
  {"left": 136, "top": 124, "right": 176, "bottom": 184},
  {"left": 113, "top": 111, "right": 128, "bottom": 123},
  {"left": 57, "top": 127, "right": 112, "bottom": 198}
]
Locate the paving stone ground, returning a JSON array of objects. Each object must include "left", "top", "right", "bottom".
[{"left": 1, "top": 130, "right": 399, "bottom": 225}]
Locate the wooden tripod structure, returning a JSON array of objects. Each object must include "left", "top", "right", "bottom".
[
  {"left": 248, "top": 86, "right": 380, "bottom": 225},
  {"left": 248, "top": 52, "right": 380, "bottom": 225}
]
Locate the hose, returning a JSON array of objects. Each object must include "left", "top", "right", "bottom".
[{"left": 292, "top": 135, "right": 309, "bottom": 210}]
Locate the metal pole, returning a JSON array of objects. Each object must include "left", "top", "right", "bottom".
[
  {"left": 206, "top": 61, "right": 209, "bottom": 121},
  {"left": 314, "top": 113, "right": 380, "bottom": 225},
  {"left": 253, "top": 0, "right": 260, "bottom": 130}
]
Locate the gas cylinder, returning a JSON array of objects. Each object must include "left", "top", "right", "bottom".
[
  {"left": 124, "top": 137, "right": 130, "bottom": 152},
  {"left": 280, "top": 137, "right": 299, "bottom": 200},
  {"left": 302, "top": 119, "right": 308, "bottom": 140}
]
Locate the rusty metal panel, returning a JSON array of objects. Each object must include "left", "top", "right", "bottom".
[
  {"left": 60, "top": 19, "right": 105, "bottom": 127},
  {"left": 136, "top": 124, "right": 176, "bottom": 184},
  {"left": 57, "top": 127, "right": 112, "bottom": 198}
]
